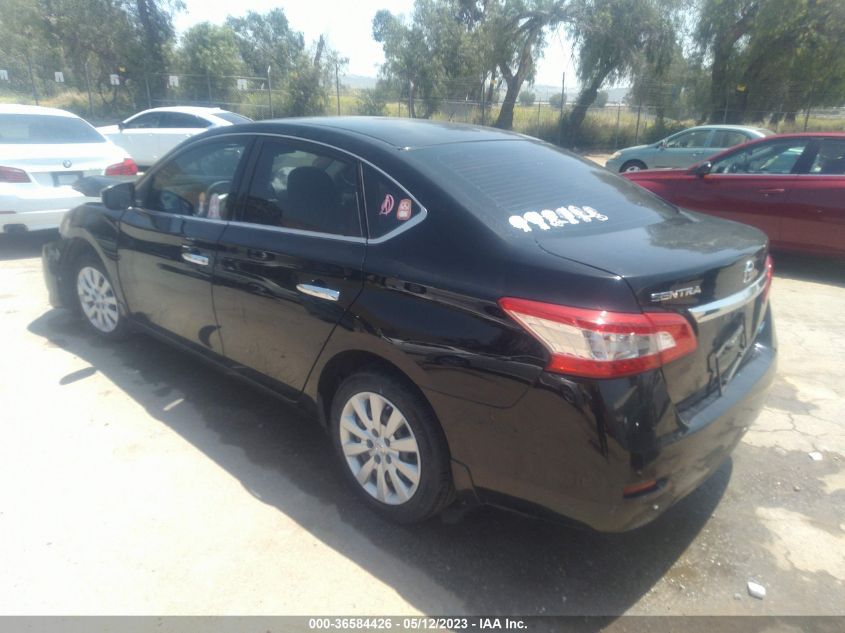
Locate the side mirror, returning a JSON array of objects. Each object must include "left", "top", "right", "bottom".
[
  {"left": 118, "top": 121, "right": 126, "bottom": 131},
  {"left": 102, "top": 181, "right": 135, "bottom": 210},
  {"left": 690, "top": 161, "right": 713, "bottom": 177},
  {"left": 657, "top": 140, "right": 667, "bottom": 150}
]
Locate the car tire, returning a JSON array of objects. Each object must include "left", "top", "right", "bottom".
[
  {"left": 620, "top": 160, "right": 648, "bottom": 172},
  {"left": 73, "top": 253, "right": 129, "bottom": 340},
  {"left": 330, "top": 369, "right": 454, "bottom": 523}
]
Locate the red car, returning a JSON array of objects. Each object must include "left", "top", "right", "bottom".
[{"left": 623, "top": 133, "right": 845, "bottom": 257}]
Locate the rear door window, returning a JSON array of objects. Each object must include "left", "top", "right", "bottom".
[
  {"left": 808, "top": 139, "right": 845, "bottom": 174},
  {"left": 240, "top": 139, "right": 362, "bottom": 237},
  {"left": 124, "top": 113, "right": 162, "bottom": 129},
  {"left": 158, "top": 112, "right": 212, "bottom": 129},
  {"left": 362, "top": 165, "right": 423, "bottom": 238},
  {"left": 710, "top": 130, "right": 749, "bottom": 148}
]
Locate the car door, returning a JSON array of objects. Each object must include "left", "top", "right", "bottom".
[
  {"left": 670, "top": 138, "right": 813, "bottom": 245},
  {"left": 155, "top": 112, "right": 213, "bottom": 163},
  {"left": 212, "top": 136, "right": 366, "bottom": 398},
  {"left": 780, "top": 138, "right": 845, "bottom": 256},
  {"left": 117, "top": 136, "right": 251, "bottom": 353},
  {"left": 118, "top": 112, "right": 162, "bottom": 166},
  {"left": 654, "top": 128, "right": 713, "bottom": 169}
]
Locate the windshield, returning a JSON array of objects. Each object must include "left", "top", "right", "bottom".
[
  {"left": 0, "top": 114, "right": 106, "bottom": 144},
  {"left": 215, "top": 111, "right": 252, "bottom": 125}
]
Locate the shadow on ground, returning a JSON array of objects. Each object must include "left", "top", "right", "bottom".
[
  {"left": 0, "top": 231, "right": 59, "bottom": 262},
  {"left": 772, "top": 252, "right": 845, "bottom": 288},
  {"left": 28, "top": 308, "right": 732, "bottom": 619}
]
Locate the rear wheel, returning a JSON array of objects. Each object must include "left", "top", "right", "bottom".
[
  {"left": 73, "top": 254, "right": 129, "bottom": 339},
  {"left": 620, "top": 159, "right": 647, "bottom": 172},
  {"left": 330, "top": 370, "right": 453, "bottom": 523}
]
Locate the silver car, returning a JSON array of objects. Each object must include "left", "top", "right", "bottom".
[{"left": 605, "top": 124, "right": 773, "bottom": 172}]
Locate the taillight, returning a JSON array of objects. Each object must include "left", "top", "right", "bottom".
[
  {"left": 105, "top": 158, "right": 138, "bottom": 176},
  {"left": 498, "top": 297, "right": 697, "bottom": 379},
  {"left": 762, "top": 254, "right": 773, "bottom": 304},
  {"left": 0, "top": 166, "right": 31, "bottom": 183}
]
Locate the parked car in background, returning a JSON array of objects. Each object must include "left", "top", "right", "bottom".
[
  {"left": 606, "top": 125, "right": 773, "bottom": 173},
  {"left": 624, "top": 133, "right": 845, "bottom": 258},
  {"left": 98, "top": 106, "right": 252, "bottom": 168},
  {"left": 43, "top": 118, "right": 776, "bottom": 531},
  {"left": 0, "top": 104, "right": 136, "bottom": 233}
]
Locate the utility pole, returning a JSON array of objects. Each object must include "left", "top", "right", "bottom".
[
  {"left": 27, "top": 53, "right": 38, "bottom": 105},
  {"left": 335, "top": 62, "right": 341, "bottom": 116},
  {"left": 481, "top": 73, "right": 486, "bottom": 126},
  {"left": 144, "top": 72, "right": 152, "bottom": 109},
  {"left": 557, "top": 71, "right": 565, "bottom": 146},
  {"left": 84, "top": 60, "right": 94, "bottom": 117},
  {"left": 267, "top": 65, "right": 273, "bottom": 118}
]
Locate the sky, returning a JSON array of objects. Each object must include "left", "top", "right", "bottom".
[{"left": 173, "top": 0, "right": 578, "bottom": 92}]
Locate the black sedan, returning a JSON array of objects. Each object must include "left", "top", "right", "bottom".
[{"left": 42, "top": 117, "right": 777, "bottom": 531}]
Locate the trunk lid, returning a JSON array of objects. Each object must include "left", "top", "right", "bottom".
[
  {"left": 535, "top": 210, "right": 769, "bottom": 408},
  {"left": 0, "top": 142, "right": 124, "bottom": 187}
]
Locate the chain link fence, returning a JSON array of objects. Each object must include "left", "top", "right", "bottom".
[{"left": 2, "top": 62, "right": 845, "bottom": 150}]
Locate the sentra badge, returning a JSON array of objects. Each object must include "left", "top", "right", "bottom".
[{"left": 650, "top": 285, "right": 702, "bottom": 302}]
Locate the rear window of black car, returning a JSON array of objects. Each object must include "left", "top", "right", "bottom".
[
  {"left": 0, "top": 114, "right": 105, "bottom": 144},
  {"left": 414, "top": 140, "right": 676, "bottom": 237}
]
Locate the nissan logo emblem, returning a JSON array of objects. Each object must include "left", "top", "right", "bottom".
[
  {"left": 62, "top": 160, "right": 73, "bottom": 169},
  {"left": 742, "top": 259, "right": 757, "bottom": 284}
]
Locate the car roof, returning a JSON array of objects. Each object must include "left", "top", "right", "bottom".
[
  {"left": 0, "top": 104, "right": 80, "bottom": 118},
  {"left": 219, "top": 116, "right": 528, "bottom": 150},
  {"left": 133, "top": 106, "right": 229, "bottom": 117},
  {"left": 680, "top": 124, "right": 771, "bottom": 134}
]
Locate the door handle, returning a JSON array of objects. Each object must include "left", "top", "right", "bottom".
[
  {"left": 247, "top": 249, "right": 274, "bottom": 261},
  {"left": 759, "top": 188, "right": 786, "bottom": 195},
  {"left": 181, "top": 251, "right": 209, "bottom": 266},
  {"left": 296, "top": 283, "right": 340, "bottom": 302}
]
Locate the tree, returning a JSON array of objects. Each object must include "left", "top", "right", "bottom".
[
  {"left": 487, "top": 0, "right": 575, "bottom": 129},
  {"left": 549, "top": 92, "right": 566, "bottom": 108},
  {"left": 132, "top": 0, "right": 182, "bottom": 100},
  {"left": 594, "top": 90, "right": 608, "bottom": 107},
  {"left": 226, "top": 8, "right": 304, "bottom": 83},
  {"left": 696, "top": 0, "right": 845, "bottom": 124},
  {"left": 176, "top": 23, "right": 244, "bottom": 102},
  {"left": 695, "top": 0, "right": 760, "bottom": 122},
  {"left": 518, "top": 90, "right": 536, "bottom": 106},
  {"left": 373, "top": 0, "right": 491, "bottom": 118},
  {"left": 565, "top": 0, "right": 677, "bottom": 142}
]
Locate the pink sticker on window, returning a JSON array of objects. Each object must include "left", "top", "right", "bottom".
[
  {"left": 380, "top": 193, "right": 395, "bottom": 215},
  {"left": 397, "top": 198, "right": 412, "bottom": 221}
]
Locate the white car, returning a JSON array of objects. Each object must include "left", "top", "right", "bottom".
[
  {"left": 98, "top": 106, "right": 252, "bottom": 168},
  {"left": 0, "top": 104, "right": 136, "bottom": 233}
]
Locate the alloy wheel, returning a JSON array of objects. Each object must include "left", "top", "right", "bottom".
[
  {"left": 338, "top": 391, "right": 421, "bottom": 505},
  {"left": 76, "top": 266, "right": 120, "bottom": 333}
]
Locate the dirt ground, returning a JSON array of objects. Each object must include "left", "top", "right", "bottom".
[{"left": 0, "top": 230, "right": 843, "bottom": 617}]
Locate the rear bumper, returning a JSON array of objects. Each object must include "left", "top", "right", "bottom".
[
  {"left": 430, "top": 308, "right": 777, "bottom": 532},
  {"left": 0, "top": 187, "right": 96, "bottom": 232},
  {"left": 42, "top": 239, "right": 69, "bottom": 308}
]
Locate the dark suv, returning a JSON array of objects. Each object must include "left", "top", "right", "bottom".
[{"left": 43, "top": 118, "right": 776, "bottom": 531}]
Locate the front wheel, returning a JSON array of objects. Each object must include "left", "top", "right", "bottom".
[
  {"left": 330, "top": 370, "right": 454, "bottom": 523},
  {"left": 620, "top": 160, "right": 648, "bottom": 173},
  {"left": 74, "top": 254, "right": 129, "bottom": 339}
]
